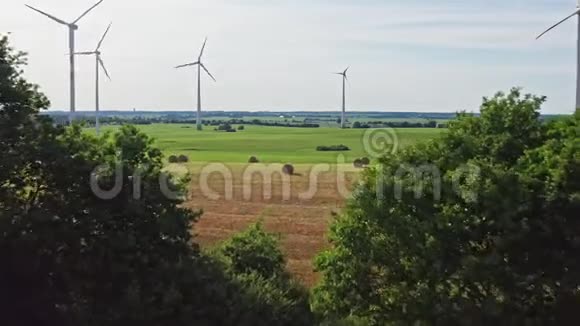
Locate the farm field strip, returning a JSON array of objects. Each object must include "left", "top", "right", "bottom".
[
  {"left": 97, "top": 124, "right": 444, "bottom": 163},
  {"left": 93, "top": 124, "right": 441, "bottom": 285}
]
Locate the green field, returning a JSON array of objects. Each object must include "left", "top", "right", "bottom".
[{"left": 96, "top": 124, "right": 443, "bottom": 164}]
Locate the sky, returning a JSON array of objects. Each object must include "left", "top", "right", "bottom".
[{"left": 1, "top": 0, "right": 578, "bottom": 114}]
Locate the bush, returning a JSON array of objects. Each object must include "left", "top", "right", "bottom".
[
  {"left": 316, "top": 145, "right": 350, "bottom": 152},
  {"left": 248, "top": 156, "right": 259, "bottom": 163},
  {"left": 238, "top": 125, "right": 245, "bottom": 130},
  {"left": 360, "top": 157, "right": 370, "bottom": 166},
  {"left": 353, "top": 159, "right": 363, "bottom": 168},
  {"left": 216, "top": 222, "right": 285, "bottom": 277},
  {"left": 217, "top": 123, "right": 236, "bottom": 132},
  {"left": 168, "top": 155, "right": 178, "bottom": 163},
  {"left": 282, "top": 164, "right": 294, "bottom": 175},
  {"left": 212, "top": 223, "right": 315, "bottom": 325},
  {"left": 177, "top": 154, "right": 189, "bottom": 163}
]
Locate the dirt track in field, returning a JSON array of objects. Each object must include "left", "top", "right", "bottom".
[{"left": 183, "top": 163, "right": 359, "bottom": 286}]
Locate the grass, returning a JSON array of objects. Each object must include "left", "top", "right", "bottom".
[{"left": 96, "top": 124, "right": 444, "bottom": 164}]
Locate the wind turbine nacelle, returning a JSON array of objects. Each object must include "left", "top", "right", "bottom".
[{"left": 70, "top": 24, "right": 79, "bottom": 30}]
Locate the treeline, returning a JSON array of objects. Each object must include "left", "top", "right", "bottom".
[
  {"left": 352, "top": 120, "right": 445, "bottom": 128},
  {"left": 73, "top": 117, "right": 320, "bottom": 128},
  {"left": 209, "top": 118, "right": 319, "bottom": 128}
]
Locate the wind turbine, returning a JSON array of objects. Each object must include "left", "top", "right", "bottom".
[
  {"left": 75, "top": 23, "right": 112, "bottom": 135},
  {"left": 25, "top": 0, "right": 104, "bottom": 123},
  {"left": 175, "top": 38, "right": 216, "bottom": 131},
  {"left": 536, "top": 1, "right": 580, "bottom": 110},
  {"left": 334, "top": 67, "right": 349, "bottom": 129}
]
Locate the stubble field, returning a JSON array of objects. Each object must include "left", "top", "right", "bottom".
[{"left": 97, "top": 124, "right": 444, "bottom": 285}]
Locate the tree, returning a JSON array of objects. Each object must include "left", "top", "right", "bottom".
[
  {"left": 0, "top": 34, "right": 67, "bottom": 325},
  {"left": 213, "top": 222, "right": 315, "bottom": 326},
  {"left": 313, "top": 88, "right": 580, "bottom": 324},
  {"left": 217, "top": 222, "right": 286, "bottom": 277},
  {"left": 0, "top": 35, "right": 315, "bottom": 326}
]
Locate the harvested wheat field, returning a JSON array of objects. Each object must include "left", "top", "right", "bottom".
[{"left": 182, "top": 163, "right": 361, "bottom": 286}]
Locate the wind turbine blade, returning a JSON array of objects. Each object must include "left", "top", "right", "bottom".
[
  {"left": 200, "top": 63, "right": 216, "bottom": 82},
  {"left": 536, "top": 9, "right": 580, "bottom": 39},
  {"left": 344, "top": 66, "right": 350, "bottom": 75},
  {"left": 75, "top": 51, "right": 95, "bottom": 55},
  {"left": 175, "top": 62, "right": 199, "bottom": 69},
  {"left": 25, "top": 5, "right": 68, "bottom": 25},
  {"left": 198, "top": 37, "right": 208, "bottom": 60},
  {"left": 98, "top": 57, "right": 111, "bottom": 80},
  {"left": 73, "top": 0, "right": 104, "bottom": 24},
  {"left": 96, "top": 22, "right": 112, "bottom": 51}
]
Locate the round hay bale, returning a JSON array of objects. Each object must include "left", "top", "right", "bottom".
[
  {"left": 178, "top": 155, "right": 189, "bottom": 163},
  {"left": 168, "top": 155, "right": 178, "bottom": 163},
  {"left": 282, "top": 163, "right": 294, "bottom": 175},
  {"left": 248, "top": 156, "right": 259, "bottom": 163},
  {"left": 360, "top": 157, "right": 370, "bottom": 166},
  {"left": 353, "top": 158, "right": 363, "bottom": 168}
]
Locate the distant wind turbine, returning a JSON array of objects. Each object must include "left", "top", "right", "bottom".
[
  {"left": 334, "top": 67, "right": 349, "bottom": 129},
  {"left": 536, "top": 1, "right": 580, "bottom": 110},
  {"left": 25, "top": 0, "right": 104, "bottom": 123},
  {"left": 175, "top": 38, "right": 216, "bottom": 131},
  {"left": 76, "top": 23, "right": 112, "bottom": 135}
]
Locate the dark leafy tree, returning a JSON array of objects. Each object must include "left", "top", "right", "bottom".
[
  {"left": 313, "top": 88, "right": 580, "bottom": 325},
  {"left": 0, "top": 35, "right": 316, "bottom": 326},
  {"left": 213, "top": 222, "right": 315, "bottom": 326}
]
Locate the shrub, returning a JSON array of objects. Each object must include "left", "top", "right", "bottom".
[
  {"left": 238, "top": 125, "right": 245, "bottom": 130},
  {"left": 168, "top": 155, "right": 178, "bottom": 163},
  {"left": 282, "top": 164, "right": 294, "bottom": 175},
  {"left": 217, "top": 123, "right": 236, "bottom": 132},
  {"left": 248, "top": 156, "right": 259, "bottom": 163},
  {"left": 353, "top": 159, "right": 363, "bottom": 168},
  {"left": 360, "top": 157, "right": 370, "bottom": 166},
  {"left": 216, "top": 222, "right": 285, "bottom": 277},
  {"left": 212, "top": 223, "right": 315, "bottom": 325},
  {"left": 316, "top": 145, "right": 350, "bottom": 152},
  {"left": 177, "top": 154, "right": 189, "bottom": 163}
]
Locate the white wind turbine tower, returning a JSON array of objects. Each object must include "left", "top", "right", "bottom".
[
  {"left": 75, "top": 23, "right": 112, "bottom": 135},
  {"left": 334, "top": 67, "right": 349, "bottom": 129},
  {"left": 536, "top": 0, "right": 580, "bottom": 110},
  {"left": 25, "top": 0, "right": 104, "bottom": 123},
  {"left": 175, "top": 38, "right": 216, "bottom": 131}
]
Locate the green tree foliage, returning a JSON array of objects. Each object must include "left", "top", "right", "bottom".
[
  {"left": 213, "top": 222, "right": 315, "bottom": 325},
  {"left": 218, "top": 222, "right": 286, "bottom": 277},
  {"left": 313, "top": 88, "right": 580, "bottom": 324},
  {"left": 0, "top": 35, "right": 314, "bottom": 326}
]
